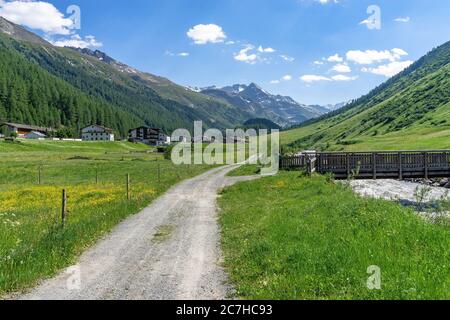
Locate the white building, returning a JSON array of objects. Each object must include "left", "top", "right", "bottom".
[
  {"left": 159, "top": 132, "right": 171, "bottom": 145},
  {"left": 81, "top": 125, "right": 114, "bottom": 141}
]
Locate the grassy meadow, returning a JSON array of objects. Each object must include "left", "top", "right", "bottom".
[
  {"left": 219, "top": 171, "right": 449, "bottom": 300},
  {"left": 0, "top": 139, "right": 213, "bottom": 296}
]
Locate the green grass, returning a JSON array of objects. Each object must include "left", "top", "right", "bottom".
[
  {"left": 219, "top": 172, "right": 449, "bottom": 300},
  {"left": 227, "top": 165, "right": 261, "bottom": 177},
  {"left": 0, "top": 140, "right": 213, "bottom": 296}
]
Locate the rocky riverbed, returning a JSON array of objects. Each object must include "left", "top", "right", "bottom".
[{"left": 349, "top": 179, "right": 449, "bottom": 220}]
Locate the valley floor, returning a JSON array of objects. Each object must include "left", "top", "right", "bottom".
[{"left": 16, "top": 166, "right": 256, "bottom": 300}]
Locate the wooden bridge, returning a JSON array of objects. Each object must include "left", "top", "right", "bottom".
[{"left": 280, "top": 150, "right": 450, "bottom": 180}]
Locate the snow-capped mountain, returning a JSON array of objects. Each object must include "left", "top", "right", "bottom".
[{"left": 201, "top": 83, "right": 326, "bottom": 127}]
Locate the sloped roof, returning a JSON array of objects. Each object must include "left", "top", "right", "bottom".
[
  {"left": 81, "top": 124, "right": 114, "bottom": 133},
  {"left": 129, "top": 126, "right": 161, "bottom": 133},
  {"left": 26, "top": 131, "right": 46, "bottom": 137},
  {"left": 2, "top": 122, "right": 55, "bottom": 132}
]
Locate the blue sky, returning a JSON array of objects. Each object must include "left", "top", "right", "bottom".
[{"left": 0, "top": 0, "right": 449, "bottom": 105}]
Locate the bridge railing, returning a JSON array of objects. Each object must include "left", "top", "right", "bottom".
[{"left": 280, "top": 150, "right": 450, "bottom": 179}]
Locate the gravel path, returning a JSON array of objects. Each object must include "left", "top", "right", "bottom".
[{"left": 18, "top": 166, "right": 258, "bottom": 300}]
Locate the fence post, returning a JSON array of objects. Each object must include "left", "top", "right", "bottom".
[
  {"left": 424, "top": 152, "right": 429, "bottom": 180},
  {"left": 38, "top": 165, "right": 42, "bottom": 185},
  {"left": 61, "top": 189, "right": 67, "bottom": 228},
  {"left": 398, "top": 152, "right": 403, "bottom": 180},
  {"left": 346, "top": 154, "right": 351, "bottom": 178},
  {"left": 307, "top": 158, "right": 312, "bottom": 177},
  {"left": 373, "top": 153, "right": 377, "bottom": 180},
  {"left": 126, "top": 174, "right": 130, "bottom": 200},
  {"left": 158, "top": 164, "right": 161, "bottom": 183}
]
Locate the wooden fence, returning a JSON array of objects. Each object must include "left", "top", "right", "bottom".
[{"left": 280, "top": 150, "right": 450, "bottom": 180}]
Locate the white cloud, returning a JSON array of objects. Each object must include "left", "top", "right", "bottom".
[
  {"left": 165, "top": 51, "right": 190, "bottom": 57},
  {"left": 314, "top": 0, "right": 339, "bottom": 4},
  {"left": 300, "top": 73, "right": 359, "bottom": 83},
  {"left": 300, "top": 75, "right": 331, "bottom": 83},
  {"left": 187, "top": 24, "right": 226, "bottom": 44},
  {"left": 331, "top": 74, "right": 358, "bottom": 81},
  {"left": 362, "top": 60, "right": 413, "bottom": 77},
  {"left": 258, "top": 46, "right": 275, "bottom": 53},
  {"left": 234, "top": 45, "right": 258, "bottom": 64},
  {"left": 234, "top": 44, "right": 277, "bottom": 64},
  {"left": 327, "top": 54, "right": 343, "bottom": 62},
  {"left": 313, "top": 60, "right": 324, "bottom": 65},
  {"left": 391, "top": 48, "right": 408, "bottom": 57},
  {"left": 280, "top": 54, "right": 295, "bottom": 62},
  {"left": 359, "top": 19, "right": 371, "bottom": 26},
  {"left": 225, "top": 40, "right": 235, "bottom": 45},
  {"left": 0, "top": 0, "right": 73, "bottom": 35},
  {"left": 346, "top": 48, "right": 409, "bottom": 65},
  {"left": 395, "top": 17, "right": 410, "bottom": 23},
  {"left": 50, "top": 34, "right": 102, "bottom": 49},
  {"left": 331, "top": 63, "right": 351, "bottom": 73},
  {"left": 270, "top": 74, "right": 292, "bottom": 84}
]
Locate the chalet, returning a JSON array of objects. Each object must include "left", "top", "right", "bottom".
[
  {"left": 1, "top": 122, "right": 54, "bottom": 138},
  {"left": 129, "top": 126, "right": 170, "bottom": 146},
  {"left": 81, "top": 125, "right": 115, "bottom": 141}
]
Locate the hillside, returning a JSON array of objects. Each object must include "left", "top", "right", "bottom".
[
  {"left": 282, "top": 40, "right": 450, "bottom": 151},
  {"left": 0, "top": 33, "right": 140, "bottom": 137},
  {"left": 0, "top": 17, "right": 251, "bottom": 136},
  {"left": 239, "top": 118, "right": 281, "bottom": 131}
]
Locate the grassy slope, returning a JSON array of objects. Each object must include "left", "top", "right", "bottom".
[
  {"left": 281, "top": 42, "right": 450, "bottom": 152},
  {"left": 55, "top": 47, "right": 250, "bottom": 131},
  {"left": 282, "top": 102, "right": 450, "bottom": 151},
  {"left": 227, "top": 165, "right": 261, "bottom": 177},
  {"left": 219, "top": 172, "right": 449, "bottom": 300},
  {"left": 0, "top": 140, "right": 213, "bottom": 296}
]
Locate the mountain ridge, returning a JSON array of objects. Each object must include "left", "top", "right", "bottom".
[{"left": 200, "top": 83, "right": 328, "bottom": 127}]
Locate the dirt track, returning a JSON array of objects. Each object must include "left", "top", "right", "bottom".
[{"left": 19, "top": 166, "right": 257, "bottom": 300}]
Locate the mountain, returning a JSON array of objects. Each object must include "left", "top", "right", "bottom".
[
  {"left": 0, "top": 17, "right": 252, "bottom": 136},
  {"left": 240, "top": 118, "right": 282, "bottom": 131},
  {"left": 323, "top": 101, "right": 352, "bottom": 112},
  {"left": 201, "top": 83, "right": 325, "bottom": 128},
  {"left": 0, "top": 17, "right": 48, "bottom": 45},
  {"left": 282, "top": 40, "right": 450, "bottom": 151}
]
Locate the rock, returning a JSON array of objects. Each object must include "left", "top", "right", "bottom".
[
  {"left": 444, "top": 182, "right": 450, "bottom": 189},
  {"left": 439, "top": 178, "right": 449, "bottom": 187}
]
